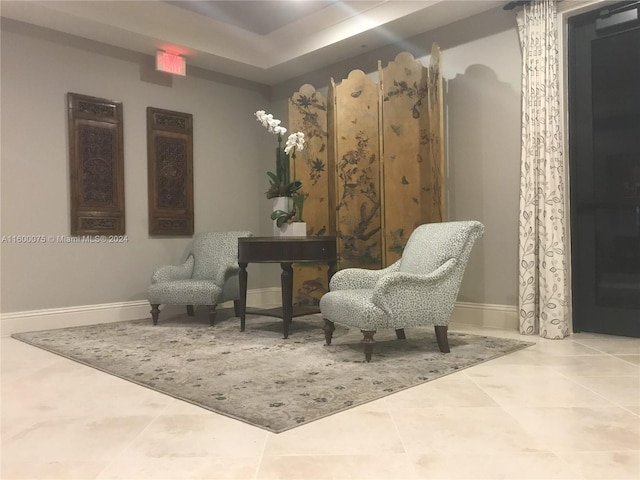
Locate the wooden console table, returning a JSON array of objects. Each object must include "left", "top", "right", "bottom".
[{"left": 238, "top": 236, "right": 337, "bottom": 339}]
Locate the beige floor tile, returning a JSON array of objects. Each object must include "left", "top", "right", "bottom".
[
  {"left": 547, "top": 355, "right": 640, "bottom": 377},
  {"left": 571, "top": 334, "right": 640, "bottom": 355},
  {"left": 97, "top": 453, "right": 261, "bottom": 480},
  {"left": 2, "top": 415, "right": 155, "bottom": 465},
  {"left": 567, "top": 375, "right": 640, "bottom": 406},
  {"left": 615, "top": 354, "right": 640, "bottom": 365},
  {"left": 625, "top": 405, "right": 640, "bottom": 416},
  {"left": 263, "top": 408, "right": 404, "bottom": 456},
  {"left": 126, "top": 413, "right": 268, "bottom": 458},
  {"left": 383, "top": 374, "right": 499, "bottom": 408},
  {"left": 505, "top": 406, "right": 640, "bottom": 452},
  {"left": 1, "top": 338, "right": 69, "bottom": 375},
  {"left": 1, "top": 460, "right": 107, "bottom": 480},
  {"left": 558, "top": 451, "right": 640, "bottom": 480},
  {"left": 525, "top": 339, "right": 604, "bottom": 356},
  {"left": 2, "top": 366, "right": 173, "bottom": 419},
  {"left": 1, "top": 348, "right": 172, "bottom": 452},
  {"left": 471, "top": 375, "right": 616, "bottom": 407},
  {"left": 410, "top": 452, "right": 582, "bottom": 479},
  {"left": 464, "top": 359, "right": 564, "bottom": 379},
  {"left": 392, "top": 406, "right": 546, "bottom": 454},
  {"left": 1, "top": 351, "right": 93, "bottom": 389},
  {"left": 3, "top": 331, "right": 638, "bottom": 480},
  {"left": 257, "top": 454, "right": 418, "bottom": 480},
  {"left": 196, "top": 457, "right": 262, "bottom": 480}
]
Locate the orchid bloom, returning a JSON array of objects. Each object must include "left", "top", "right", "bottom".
[
  {"left": 284, "top": 132, "right": 305, "bottom": 156},
  {"left": 255, "top": 110, "right": 287, "bottom": 136},
  {"left": 257, "top": 110, "right": 306, "bottom": 204}
]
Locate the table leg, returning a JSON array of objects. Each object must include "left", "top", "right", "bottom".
[
  {"left": 280, "top": 262, "right": 293, "bottom": 339},
  {"left": 239, "top": 262, "right": 248, "bottom": 332},
  {"left": 327, "top": 260, "right": 337, "bottom": 283}
]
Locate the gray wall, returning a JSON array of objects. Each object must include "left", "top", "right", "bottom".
[
  {"left": 0, "top": 19, "right": 273, "bottom": 313},
  {"left": 1, "top": 6, "right": 522, "bottom": 315}
]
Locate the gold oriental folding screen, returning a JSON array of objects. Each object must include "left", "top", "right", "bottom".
[{"left": 288, "top": 47, "right": 445, "bottom": 306}]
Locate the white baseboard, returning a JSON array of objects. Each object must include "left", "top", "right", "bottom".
[
  {"left": 0, "top": 288, "right": 281, "bottom": 337},
  {"left": 451, "top": 301, "right": 518, "bottom": 330},
  {"left": 1, "top": 292, "right": 517, "bottom": 337}
]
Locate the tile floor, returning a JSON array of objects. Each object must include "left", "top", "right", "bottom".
[{"left": 1, "top": 321, "right": 639, "bottom": 480}]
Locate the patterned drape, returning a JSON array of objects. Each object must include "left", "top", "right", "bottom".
[{"left": 517, "top": 0, "right": 569, "bottom": 338}]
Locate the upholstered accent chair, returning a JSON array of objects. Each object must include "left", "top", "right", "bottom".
[
  {"left": 148, "top": 231, "right": 253, "bottom": 326},
  {"left": 320, "top": 221, "right": 484, "bottom": 362}
]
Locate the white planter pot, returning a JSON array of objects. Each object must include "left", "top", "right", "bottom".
[
  {"left": 272, "top": 197, "right": 306, "bottom": 236},
  {"left": 272, "top": 196, "right": 292, "bottom": 213},
  {"left": 272, "top": 197, "right": 292, "bottom": 236},
  {"left": 279, "top": 222, "right": 307, "bottom": 237}
]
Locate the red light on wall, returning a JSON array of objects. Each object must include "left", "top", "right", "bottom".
[{"left": 156, "top": 51, "right": 186, "bottom": 76}]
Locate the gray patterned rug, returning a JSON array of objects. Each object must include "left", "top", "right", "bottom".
[{"left": 12, "top": 309, "right": 533, "bottom": 433}]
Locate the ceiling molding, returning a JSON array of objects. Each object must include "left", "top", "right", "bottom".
[{"left": 1, "top": 1, "right": 504, "bottom": 85}]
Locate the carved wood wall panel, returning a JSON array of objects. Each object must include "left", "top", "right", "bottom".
[
  {"left": 68, "top": 93, "right": 125, "bottom": 235},
  {"left": 333, "top": 70, "right": 383, "bottom": 270},
  {"left": 288, "top": 84, "right": 331, "bottom": 306},
  {"left": 147, "top": 107, "right": 194, "bottom": 236}
]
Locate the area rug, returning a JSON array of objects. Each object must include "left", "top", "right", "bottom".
[{"left": 12, "top": 310, "right": 533, "bottom": 433}]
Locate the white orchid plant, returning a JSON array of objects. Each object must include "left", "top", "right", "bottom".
[{"left": 255, "top": 110, "right": 306, "bottom": 225}]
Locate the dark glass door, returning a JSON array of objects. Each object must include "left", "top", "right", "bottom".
[{"left": 568, "top": 3, "right": 640, "bottom": 337}]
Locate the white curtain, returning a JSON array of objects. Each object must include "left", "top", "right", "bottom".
[{"left": 517, "top": 0, "right": 569, "bottom": 339}]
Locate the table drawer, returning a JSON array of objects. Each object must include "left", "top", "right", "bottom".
[{"left": 238, "top": 237, "right": 336, "bottom": 263}]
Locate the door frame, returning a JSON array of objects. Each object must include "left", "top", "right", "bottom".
[{"left": 557, "top": 0, "right": 620, "bottom": 333}]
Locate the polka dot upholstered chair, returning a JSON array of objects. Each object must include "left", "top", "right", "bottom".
[
  {"left": 148, "top": 231, "right": 253, "bottom": 326},
  {"left": 319, "top": 221, "right": 484, "bottom": 362}
]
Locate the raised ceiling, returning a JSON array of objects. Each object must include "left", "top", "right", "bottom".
[
  {"left": 167, "top": 1, "right": 337, "bottom": 35},
  {"left": 1, "top": 1, "right": 504, "bottom": 85}
]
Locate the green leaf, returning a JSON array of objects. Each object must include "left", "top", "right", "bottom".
[
  {"left": 271, "top": 209, "right": 295, "bottom": 227},
  {"left": 267, "top": 171, "right": 281, "bottom": 185},
  {"left": 270, "top": 210, "right": 289, "bottom": 220},
  {"left": 285, "top": 180, "right": 302, "bottom": 196}
]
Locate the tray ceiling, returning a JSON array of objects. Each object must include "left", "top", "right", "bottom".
[{"left": 1, "top": 1, "right": 504, "bottom": 85}]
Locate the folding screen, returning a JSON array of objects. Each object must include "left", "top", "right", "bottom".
[
  {"left": 288, "top": 85, "right": 332, "bottom": 306},
  {"left": 288, "top": 46, "right": 445, "bottom": 305},
  {"left": 332, "top": 70, "right": 383, "bottom": 270},
  {"left": 380, "top": 48, "right": 445, "bottom": 264}
]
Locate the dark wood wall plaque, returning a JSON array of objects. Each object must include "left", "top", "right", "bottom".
[
  {"left": 147, "top": 107, "right": 194, "bottom": 236},
  {"left": 68, "top": 93, "right": 125, "bottom": 235}
]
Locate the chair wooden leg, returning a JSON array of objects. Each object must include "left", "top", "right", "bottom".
[
  {"left": 435, "top": 325, "right": 450, "bottom": 353},
  {"left": 208, "top": 305, "right": 217, "bottom": 326},
  {"left": 186, "top": 305, "right": 195, "bottom": 317},
  {"left": 233, "top": 300, "right": 241, "bottom": 317},
  {"left": 150, "top": 304, "right": 160, "bottom": 326},
  {"left": 361, "top": 330, "right": 376, "bottom": 362},
  {"left": 323, "top": 319, "right": 335, "bottom": 345},
  {"left": 395, "top": 328, "right": 406, "bottom": 340}
]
